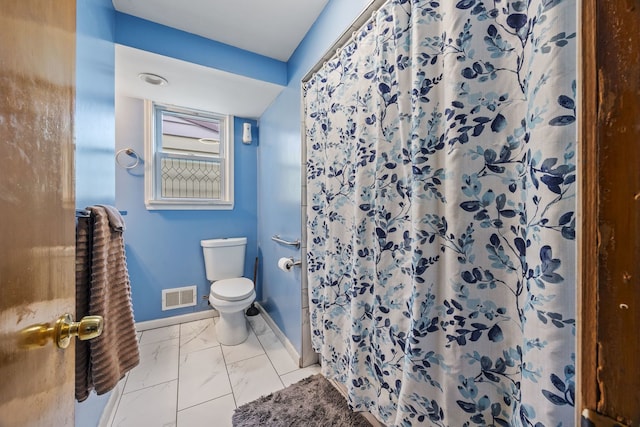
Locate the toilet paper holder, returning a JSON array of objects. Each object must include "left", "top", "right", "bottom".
[{"left": 278, "top": 257, "right": 302, "bottom": 272}]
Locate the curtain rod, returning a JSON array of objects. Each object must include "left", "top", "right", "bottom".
[{"left": 301, "top": 0, "right": 388, "bottom": 84}]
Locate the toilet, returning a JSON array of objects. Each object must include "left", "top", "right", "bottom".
[{"left": 201, "top": 237, "right": 255, "bottom": 345}]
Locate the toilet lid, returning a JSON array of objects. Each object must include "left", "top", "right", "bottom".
[{"left": 211, "top": 278, "right": 254, "bottom": 301}]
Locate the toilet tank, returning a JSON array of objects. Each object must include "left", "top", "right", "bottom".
[{"left": 200, "top": 237, "right": 247, "bottom": 281}]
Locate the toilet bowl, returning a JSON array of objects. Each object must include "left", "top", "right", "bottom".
[
  {"left": 209, "top": 277, "right": 255, "bottom": 345},
  {"left": 201, "top": 237, "right": 255, "bottom": 346}
]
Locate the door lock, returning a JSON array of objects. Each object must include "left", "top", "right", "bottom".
[
  {"left": 54, "top": 313, "right": 103, "bottom": 348},
  {"left": 20, "top": 313, "right": 104, "bottom": 349}
]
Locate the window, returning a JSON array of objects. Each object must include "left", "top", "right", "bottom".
[{"left": 144, "top": 101, "right": 234, "bottom": 210}]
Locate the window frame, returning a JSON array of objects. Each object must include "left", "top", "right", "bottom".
[{"left": 144, "top": 101, "right": 234, "bottom": 210}]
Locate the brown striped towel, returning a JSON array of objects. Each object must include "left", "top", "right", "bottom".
[{"left": 75, "top": 206, "right": 139, "bottom": 401}]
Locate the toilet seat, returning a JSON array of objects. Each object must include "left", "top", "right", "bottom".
[{"left": 211, "top": 278, "right": 254, "bottom": 301}]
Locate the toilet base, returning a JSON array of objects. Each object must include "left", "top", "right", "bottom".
[
  {"left": 216, "top": 310, "right": 249, "bottom": 346},
  {"left": 209, "top": 288, "right": 255, "bottom": 346}
]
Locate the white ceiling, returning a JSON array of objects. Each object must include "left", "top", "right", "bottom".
[
  {"left": 112, "top": 0, "right": 330, "bottom": 62},
  {"left": 115, "top": 45, "right": 284, "bottom": 119},
  {"left": 112, "top": 0, "right": 329, "bottom": 118}
]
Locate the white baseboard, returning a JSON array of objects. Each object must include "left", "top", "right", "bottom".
[
  {"left": 255, "top": 302, "right": 301, "bottom": 367},
  {"left": 329, "top": 379, "right": 386, "bottom": 427},
  {"left": 135, "top": 310, "right": 216, "bottom": 332},
  {"left": 97, "top": 381, "right": 124, "bottom": 427}
]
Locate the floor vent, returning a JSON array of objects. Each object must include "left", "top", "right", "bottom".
[{"left": 162, "top": 286, "right": 197, "bottom": 310}]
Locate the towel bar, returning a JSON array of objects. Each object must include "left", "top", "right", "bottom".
[
  {"left": 76, "top": 209, "right": 127, "bottom": 218},
  {"left": 271, "top": 235, "right": 301, "bottom": 249},
  {"left": 115, "top": 148, "right": 140, "bottom": 169}
]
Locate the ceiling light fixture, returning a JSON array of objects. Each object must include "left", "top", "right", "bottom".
[{"left": 138, "top": 72, "right": 168, "bottom": 86}]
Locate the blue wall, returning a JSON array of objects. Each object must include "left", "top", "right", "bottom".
[
  {"left": 258, "top": 0, "right": 371, "bottom": 354},
  {"left": 75, "top": 0, "right": 116, "bottom": 209},
  {"left": 75, "top": 2, "right": 116, "bottom": 426},
  {"left": 112, "top": 12, "right": 272, "bottom": 322},
  {"left": 75, "top": 0, "right": 370, "bottom": 395},
  {"left": 115, "top": 12, "right": 287, "bottom": 86},
  {"left": 116, "top": 97, "right": 259, "bottom": 321}
]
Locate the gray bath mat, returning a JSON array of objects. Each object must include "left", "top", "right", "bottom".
[{"left": 232, "top": 374, "right": 372, "bottom": 427}]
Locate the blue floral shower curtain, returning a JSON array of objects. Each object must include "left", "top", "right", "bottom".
[{"left": 304, "top": 0, "right": 576, "bottom": 425}]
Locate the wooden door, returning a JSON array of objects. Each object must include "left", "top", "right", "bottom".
[
  {"left": 0, "top": 1, "right": 77, "bottom": 426},
  {"left": 580, "top": 0, "right": 640, "bottom": 425}
]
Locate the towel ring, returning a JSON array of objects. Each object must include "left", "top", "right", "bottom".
[{"left": 115, "top": 148, "right": 140, "bottom": 169}]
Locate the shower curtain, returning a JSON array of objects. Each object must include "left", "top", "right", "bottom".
[{"left": 304, "top": 1, "right": 576, "bottom": 426}]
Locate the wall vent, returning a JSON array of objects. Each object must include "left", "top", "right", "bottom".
[{"left": 162, "top": 285, "right": 197, "bottom": 310}]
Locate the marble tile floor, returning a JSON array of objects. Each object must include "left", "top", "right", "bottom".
[{"left": 109, "top": 313, "right": 321, "bottom": 427}]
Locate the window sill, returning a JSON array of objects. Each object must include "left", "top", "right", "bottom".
[{"left": 145, "top": 200, "right": 234, "bottom": 211}]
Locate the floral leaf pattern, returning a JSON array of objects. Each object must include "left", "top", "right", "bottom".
[{"left": 304, "top": 0, "right": 576, "bottom": 425}]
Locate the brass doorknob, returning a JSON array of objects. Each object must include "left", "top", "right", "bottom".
[
  {"left": 19, "top": 313, "right": 104, "bottom": 349},
  {"left": 55, "top": 314, "right": 103, "bottom": 349}
]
